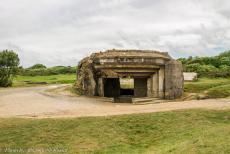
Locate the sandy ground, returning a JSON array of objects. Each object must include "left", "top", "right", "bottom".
[{"left": 0, "top": 85, "right": 230, "bottom": 118}]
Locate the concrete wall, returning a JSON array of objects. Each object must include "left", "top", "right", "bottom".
[
  {"left": 147, "top": 77, "right": 152, "bottom": 97},
  {"left": 151, "top": 72, "right": 159, "bottom": 97},
  {"left": 97, "top": 78, "right": 104, "bottom": 97},
  {"left": 158, "top": 66, "right": 165, "bottom": 98},
  {"left": 147, "top": 68, "right": 165, "bottom": 98},
  {"left": 82, "top": 69, "right": 97, "bottom": 96},
  {"left": 165, "top": 60, "right": 184, "bottom": 99},
  {"left": 134, "top": 78, "right": 147, "bottom": 97}
]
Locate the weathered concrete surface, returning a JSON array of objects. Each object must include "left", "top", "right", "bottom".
[
  {"left": 134, "top": 78, "right": 147, "bottom": 97},
  {"left": 76, "top": 57, "right": 97, "bottom": 96},
  {"left": 165, "top": 60, "right": 184, "bottom": 99},
  {"left": 0, "top": 85, "right": 229, "bottom": 118},
  {"left": 77, "top": 49, "right": 184, "bottom": 100}
]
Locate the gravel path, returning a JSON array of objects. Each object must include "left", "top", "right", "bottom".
[{"left": 0, "top": 85, "right": 229, "bottom": 118}]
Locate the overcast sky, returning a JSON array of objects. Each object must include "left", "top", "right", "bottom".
[{"left": 0, "top": 0, "right": 230, "bottom": 67}]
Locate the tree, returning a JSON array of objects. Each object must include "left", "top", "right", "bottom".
[
  {"left": 220, "top": 57, "right": 230, "bottom": 66},
  {"left": 29, "top": 64, "right": 46, "bottom": 69},
  {"left": 187, "top": 57, "right": 205, "bottom": 65},
  {"left": 179, "top": 50, "right": 230, "bottom": 77},
  {"left": 199, "top": 65, "right": 218, "bottom": 73},
  {"left": 219, "top": 65, "right": 230, "bottom": 71},
  {"left": 219, "top": 50, "right": 230, "bottom": 58},
  {"left": 185, "top": 63, "right": 218, "bottom": 76},
  {"left": 185, "top": 63, "right": 202, "bottom": 72},
  {"left": 177, "top": 58, "right": 188, "bottom": 65},
  {"left": 0, "top": 50, "right": 20, "bottom": 87}
]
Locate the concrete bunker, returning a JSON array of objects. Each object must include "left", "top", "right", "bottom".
[{"left": 76, "top": 49, "right": 184, "bottom": 103}]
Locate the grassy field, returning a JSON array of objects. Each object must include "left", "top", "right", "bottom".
[
  {"left": 11, "top": 75, "right": 230, "bottom": 98},
  {"left": 0, "top": 109, "right": 229, "bottom": 154},
  {"left": 184, "top": 78, "right": 230, "bottom": 98},
  {"left": 13, "top": 74, "right": 76, "bottom": 87}
]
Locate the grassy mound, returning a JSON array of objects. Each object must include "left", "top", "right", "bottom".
[
  {"left": 207, "top": 84, "right": 230, "bottom": 98},
  {"left": 184, "top": 78, "right": 230, "bottom": 98}
]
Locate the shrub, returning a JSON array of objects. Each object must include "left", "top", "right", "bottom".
[
  {"left": 20, "top": 66, "right": 77, "bottom": 76},
  {"left": 29, "top": 64, "right": 46, "bottom": 69},
  {"left": 219, "top": 65, "right": 230, "bottom": 71},
  {"left": 185, "top": 63, "right": 202, "bottom": 72},
  {"left": 181, "top": 50, "right": 230, "bottom": 78},
  {"left": 0, "top": 50, "right": 20, "bottom": 87}
]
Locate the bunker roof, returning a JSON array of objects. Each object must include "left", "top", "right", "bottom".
[{"left": 93, "top": 49, "right": 172, "bottom": 59}]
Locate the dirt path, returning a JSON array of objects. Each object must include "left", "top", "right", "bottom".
[{"left": 0, "top": 85, "right": 229, "bottom": 118}]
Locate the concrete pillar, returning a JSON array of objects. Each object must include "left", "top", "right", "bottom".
[
  {"left": 152, "top": 72, "right": 159, "bottom": 97},
  {"left": 98, "top": 78, "right": 104, "bottom": 97},
  {"left": 158, "top": 66, "right": 165, "bottom": 98},
  {"left": 147, "top": 77, "right": 152, "bottom": 97},
  {"left": 165, "top": 60, "right": 184, "bottom": 99}
]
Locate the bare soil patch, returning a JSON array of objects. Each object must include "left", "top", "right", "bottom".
[{"left": 0, "top": 85, "right": 229, "bottom": 118}]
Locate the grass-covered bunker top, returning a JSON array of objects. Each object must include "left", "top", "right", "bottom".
[{"left": 77, "top": 49, "right": 183, "bottom": 100}]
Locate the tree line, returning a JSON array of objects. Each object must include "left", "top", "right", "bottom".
[
  {"left": 0, "top": 50, "right": 76, "bottom": 87},
  {"left": 19, "top": 64, "right": 76, "bottom": 76},
  {"left": 178, "top": 51, "right": 230, "bottom": 77},
  {"left": 1, "top": 49, "right": 230, "bottom": 87}
]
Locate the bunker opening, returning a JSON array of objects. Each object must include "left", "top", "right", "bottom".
[
  {"left": 103, "top": 77, "right": 149, "bottom": 103},
  {"left": 120, "top": 78, "right": 134, "bottom": 96}
]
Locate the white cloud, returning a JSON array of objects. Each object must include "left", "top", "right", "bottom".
[{"left": 0, "top": 0, "right": 230, "bottom": 67}]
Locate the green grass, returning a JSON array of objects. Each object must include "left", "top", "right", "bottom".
[
  {"left": 11, "top": 76, "right": 230, "bottom": 98},
  {"left": 184, "top": 78, "right": 230, "bottom": 98},
  {"left": 13, "top": 74, "right": 76, "bottom": 87},
  {"left": 207, "top": 84, "right": 230, "bottom": 98},
  {"left": 0, "top": 109, "right": 229, "bottom": 154}
]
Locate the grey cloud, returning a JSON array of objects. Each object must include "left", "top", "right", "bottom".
[{"left": 0, "top": 0, "right": 230, "bottom": 67}]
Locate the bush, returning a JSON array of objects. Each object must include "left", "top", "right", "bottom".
[
  {"left": 185, "top": 63, "right": 202, "bottom": 72},
  {"left": 29, "top": 64, "right": 46, "bottom": 69},
  {"left": 20, "top": 66, "right": 76, "bottom": 76},
  {"left": 220, "top": 57, "right": 230, "bottom": 66},
  {"left": 0, "top": 50, "right": 20, "bottom": 87},
  {"left": 219, "top": 65, "right": 230, "bottom": 71},
  {"left": 185, "top": 64, "right": 218, "bottom": 77},
  {"left": 180, "top": 50, "right": 230, "bottom": 78}
]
